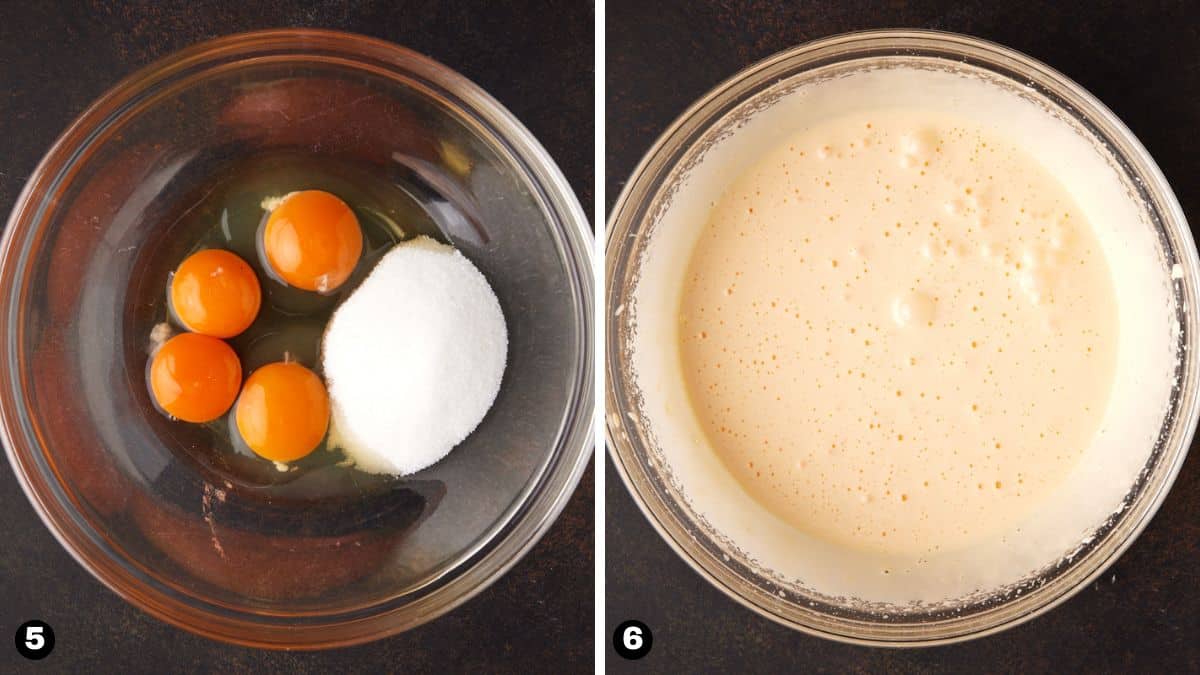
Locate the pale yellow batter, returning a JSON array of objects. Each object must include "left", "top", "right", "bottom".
[{"left": 679, "top": 110, "right": 1119, "bottom": 557}]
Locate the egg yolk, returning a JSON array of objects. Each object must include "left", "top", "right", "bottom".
[
  {"left": 149, "top": 333, "right": 242, "bottom": 423},
  {"left": 262, "top": 190, "right": 363, "bottom": 293},
  {"left": 235, "top": 361, "right": 330, "bottom": 462},
  {"left": 170, "top": 249, "right": 261, "bottom": 338}
]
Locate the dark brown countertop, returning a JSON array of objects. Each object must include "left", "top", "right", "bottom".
[
  {"left": 606, "top": 1, "right": 1199, "bottom": 672},
  {"left": 0, "top": 1, "right": 593, "bottom": 672}
]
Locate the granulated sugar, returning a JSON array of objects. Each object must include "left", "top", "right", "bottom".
[{"left": 322, "top": 236, "right": 507, "bottom": 475}]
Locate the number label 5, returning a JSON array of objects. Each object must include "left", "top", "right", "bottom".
[{"left": 14, "top": 620, "right": 55, "bottom": 660}]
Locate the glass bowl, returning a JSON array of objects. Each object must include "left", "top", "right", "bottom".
[
  {"left": 1, "top": 29, "right": 593, "bottom": 649},
  {"left": 606, "top": 30, "right": 1198, "bottom": 646}
]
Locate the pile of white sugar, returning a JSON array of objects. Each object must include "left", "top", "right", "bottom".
[{"left": 322, "top": 236, "right": 507, "bottom": 475}]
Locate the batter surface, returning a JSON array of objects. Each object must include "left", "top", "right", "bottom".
[{"left": 679, "top": 110, "right": 1119, "bottom": 557}]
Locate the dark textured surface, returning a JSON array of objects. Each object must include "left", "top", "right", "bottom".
[
  {"left": 606, "top": 1, "right": 1199, "bottom": 672},
  {"left": 0, "top": 1, "right": 592, "bottom": 672}
]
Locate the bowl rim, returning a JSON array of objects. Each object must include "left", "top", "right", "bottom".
[
  {"left": 605, "top": 28, "right": 1199, "bottom": 647},
  {"left": 1, "top": 28, "right": 594, "bottom": 649}
]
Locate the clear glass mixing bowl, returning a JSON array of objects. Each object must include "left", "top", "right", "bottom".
[
  {"left": 1, "top": 29, "right": 593, "bottom": 649},
  {"left": 606, "top": 30, "right": 1198, "bottom": 646}
]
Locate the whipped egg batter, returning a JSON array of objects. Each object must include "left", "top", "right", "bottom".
[
  {"left": 680, "top": 111, "right": 1118, "bottom": 557},
  {"left": 628, "top": 66, "right": 1177, "bottom": 604}
]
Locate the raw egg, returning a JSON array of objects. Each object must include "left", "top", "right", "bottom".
[
  {"left": 262, "top": 190, "right": 363, "bottom": 293},
  {"left": 149, "top": 333, "right": 242, "bottom": 423},
  {"left": 235, "top": 361, "right": 330, "bottom": 462},
  {"left": 170, "top": 249, "right": 261, "bottom": 337}
]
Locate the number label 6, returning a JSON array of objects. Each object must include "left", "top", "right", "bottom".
[
  {"left": 623, "top": 625, "right": 643, "bottom": 650},
  {"left": 613, "top": 619, "right": 652, "bottom": 660}
]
